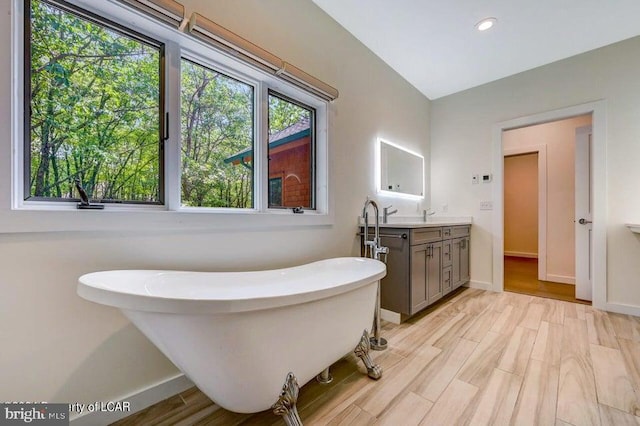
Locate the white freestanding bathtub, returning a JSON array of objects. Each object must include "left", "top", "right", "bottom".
[{"left": 78, "top": 257, "right": 386, "bottom": 424}]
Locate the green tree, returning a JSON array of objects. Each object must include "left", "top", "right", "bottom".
[
  {"left": 180, "top": 60, "right": 253, "bottom": 208},
  {"left": 30, "top": 0, "right": 160, "bottom": 202},
  {"left": 29, "top": 0, "right": 314, "bottom": 208},
  {"left": 268, "top": 95, "right": 310, "bottom": 134}
]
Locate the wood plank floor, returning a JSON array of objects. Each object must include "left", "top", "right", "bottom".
[
  {"left": 504, "top": 256, "right": 590, "bottom": 304},
  {"left": 113, "top": 288, "right": 640, "bottom": 426}
]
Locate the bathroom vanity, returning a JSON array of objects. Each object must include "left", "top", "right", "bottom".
[{"left": 361, "top": 221, "right": 471, "bottom": 320}]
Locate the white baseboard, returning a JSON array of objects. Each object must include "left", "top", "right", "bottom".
[
  {"left": 464, "top": 280, "right": 640, "bottom": 317},
  {"left": 599, "top": 301, "right": 640, "bottom": 317},
  {"left": 546, "top": 274, "right": 575, "bottom": 285},
  {"left": 465, "top": 280, "right": 494, "bottom": 291},
  {"left": 504, "top": 251, "right": 538, "bottom": 259},
  {"left": 70, "top": 374, "right": 193, "bottom": 425},
  {"left": 381, "top": 308, "right": 401, "bottom": 324}
]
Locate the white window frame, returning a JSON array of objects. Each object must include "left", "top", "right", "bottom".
[
  {"left": 266, "top": 90, "right": 318, "bottom": 211},
  {"left": 175, "top": 51, "right": 260, "bottom": 212},
  {"left": 5, "top": 0, "right": 331, "bottom": 233}
]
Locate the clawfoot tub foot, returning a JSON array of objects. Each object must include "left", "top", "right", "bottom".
[
  {"left": 354, "top": 329, "right": 383, "bottom": 380},
  {"left": 272, "top": 372, "right": 303, "bottom": 426}
]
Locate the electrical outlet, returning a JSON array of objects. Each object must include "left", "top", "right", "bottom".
[
  {"left": 480, "top": 201, "right": 493, "bottom": 210},
  {"left": 472, "top": 174, "right": 479, "bottom": 184}
]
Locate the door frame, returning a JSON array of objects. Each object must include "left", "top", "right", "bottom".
[
  {"left": 503, "top": 146, "right": 547, "bottom": 281},
  {"left": 491, "top": 100, "right": 607, "bottom": 311}
]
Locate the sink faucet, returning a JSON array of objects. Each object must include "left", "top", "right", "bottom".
[
  {"left": 382, "top": 205, "right": 398, "bottom": 224},
  {"left": 423, "top": 208, "right": 436, "bottom": 222}
]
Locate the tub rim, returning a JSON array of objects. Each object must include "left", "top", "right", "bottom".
[{"left": 77, "top": 257, "right": 386, "bottom": 314}]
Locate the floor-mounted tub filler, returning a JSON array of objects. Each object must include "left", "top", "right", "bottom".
[{"left": 77, "top": 257, "right": 386, "bottom": 425}]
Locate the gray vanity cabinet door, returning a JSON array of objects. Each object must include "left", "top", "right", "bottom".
[
  {"left": 410, "top": 242, "right": 442, "bottom": 313},
  {"left": 452, "top": 237, "right": 470, "bottom": 289},
  {"left": 410, "top": 244, "right": 429, "bottom": 314},
  {"left": 427, "top": 241, "right": 443, "bottom": 305},
  {"left": 460, "top": 237, "right": 470, "bottom": 285},
  {"left": 379, "top": 230, "right": 411, "bottom": 315},
  {"left": 452, "top": 238, "right": 462, "bottom": 287}
]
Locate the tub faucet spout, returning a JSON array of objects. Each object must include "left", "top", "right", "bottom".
[
  {"left": 362, "top": 199, "right": 381, "bottom": 260},
  {"left": 361, "top": 198, "right": 388, "bottom": 351}
]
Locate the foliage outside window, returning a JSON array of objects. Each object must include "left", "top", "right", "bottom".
[
  {"left": 267, "top": 92, "right": 315, "bottom": 209},
  {"left": 180, "top": 59, "right": 254, "bottom": 208},
  {"left": 20, "top": 0, "right": 326, "bottom": 216},
  {"left": 26, "top": 0, "right": 163, "bottom": 203}
]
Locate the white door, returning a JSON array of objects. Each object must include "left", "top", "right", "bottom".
[{"left": 575, "top": 126, "right": 592, "bottom": 301}]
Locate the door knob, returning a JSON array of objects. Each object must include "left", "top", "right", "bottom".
[{"left": 578, "top": 218, "right": 592, "bottom": 225}]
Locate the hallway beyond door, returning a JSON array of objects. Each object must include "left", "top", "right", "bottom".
[{"left": 504, "top": 256, "right": 590, "bottom": 304}]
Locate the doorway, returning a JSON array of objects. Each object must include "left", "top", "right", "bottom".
[
  {"left": 492, "top": 101, "right": 607, "bottom": 310},
  {"left": 501, "top": 114, "right": 592, "bottom": 303},
  {"left": 503, "top": 151, "right": 568, "bottom": 300}
]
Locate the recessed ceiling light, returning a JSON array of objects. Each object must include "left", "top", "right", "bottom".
[{"left": 476, "top": 17, "right": 497, "bottom": 32}]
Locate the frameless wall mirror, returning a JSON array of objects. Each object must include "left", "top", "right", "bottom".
[{"left": 377, "top": 138, "right": 424, "bottom": 199}]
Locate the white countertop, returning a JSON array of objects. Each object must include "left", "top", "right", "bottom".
[
  {"left": 359, "top": 216, "right": 472, "bottom": 229},
  {"left": 626, "top": 223, "right": 640, "bottom": 234}
]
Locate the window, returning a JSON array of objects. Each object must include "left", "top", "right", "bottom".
[
  {"left": 25, "top": 0, "right": 164, "bottom": 204},
  {"left": 181, "top": 59, "right": 254, "bottom": 208},
  {"left": 269, "top": 177, "right": 282, "bottom": 207},
  {"left": 268, "top": 92, "right": 315, "bottom": 209},
  {"left": 15, "top": 0, "right": 329, "bottom": 226}
]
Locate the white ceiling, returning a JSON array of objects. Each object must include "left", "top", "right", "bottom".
[{"left": 312, "top": 0, "right": 640, "bottom": 99}]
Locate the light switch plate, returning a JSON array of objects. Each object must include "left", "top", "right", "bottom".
[
  {"left": 480, "top": 201, "right": 493, "bottom": 210},
  {"left": 472, "top": 174, "right": 479, "bottom": 184}
]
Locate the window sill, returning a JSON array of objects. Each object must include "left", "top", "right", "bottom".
[{"left": 0, "top": 206, "right": 333, "bottom": 234}]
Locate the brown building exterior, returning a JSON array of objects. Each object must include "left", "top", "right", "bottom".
[{"left": 225, "top": 118, "right": 312, "bottom": 208}]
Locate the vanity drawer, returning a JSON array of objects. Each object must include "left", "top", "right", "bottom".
[
  {"left": 442, "top": 227, "right": 452, "bottom": 238},
  {"left": 411, "top": 227, "right": 443, "bottom": 245},
  {"left": 443, "top": 266, "right": 453, "bottom": 295},
  {"left": 442, "top": 239, "right": 452, "bottom": 267},
  {"left": 451, "top": 225, "right": 470, "bottom": 238}
]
